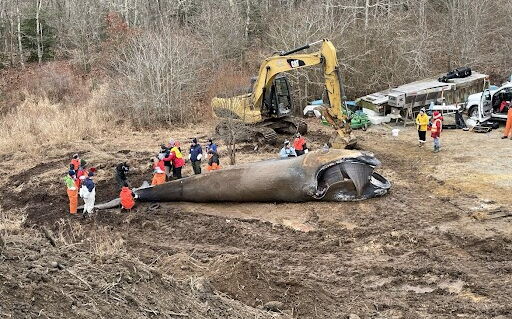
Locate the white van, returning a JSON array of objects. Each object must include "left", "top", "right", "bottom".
[{"left": 466, "top": 83, "right": 512, "bottom": 122}]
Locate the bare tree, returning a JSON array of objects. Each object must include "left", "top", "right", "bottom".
[
  {"left": 35, "top": 0, "right": 42, "bottom": 64},
  {"left": 108, "top": 28, "right": 205, "bottom": 126}
]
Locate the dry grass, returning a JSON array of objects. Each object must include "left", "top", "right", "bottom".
[
  {"left": 54, "top": 219, "right": 125, "bottom": 263},
  {"left": 88, "top": 226, "right": 126, "bottom": 262},
  {"left": 0, "top": 206, "right": 26, "bottom": 234},
  {"left": 0, "top": 86, "right": 116, "bottom": 155}
]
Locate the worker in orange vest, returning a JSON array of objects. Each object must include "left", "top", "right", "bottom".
[
  {"left": 70, "top": 154, "right": 80, "bottom": 171},
  {"left": 502, "top": 106, "right": 512, "bottom": 139},
  {"left": 119, "top": 183, "right": 135, "bottom": 211},
  {"left": 292, "top": 133, "right": 309, "bottom": 156},
  {"left": 431, "top": 111, "right": 443, "bottom": 152},
  {"left": 64, "top": 170, "right": 78, "bottom": 215},
  {"left": 151, "top": 157, "right": 166, "bottom": 185}
]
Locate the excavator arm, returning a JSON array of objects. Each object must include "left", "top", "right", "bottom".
[{"left": 251, "top": 39, "right": 355, "bottom": 148}]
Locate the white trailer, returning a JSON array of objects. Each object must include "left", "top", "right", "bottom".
[{"left": 357, "top": 72, "right": 489, "bottom": 118}]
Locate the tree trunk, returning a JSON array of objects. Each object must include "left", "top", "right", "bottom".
[
  {"left": 36, "top": 0, "right": 43, "bottom": 64},
  {"left": 364, "top": 0, "right": 369, "bottom": 30},
  {"left": 124, "top": 0, "right": 129, "bottom": 27},
  {"left": 244, "top": 0, "right": 250, "bottom": 41},
  {"left": 16, "top": 0, "right": 24, "bottom": 68},
  {"left": 9, "top": 14, "right": 15, "bottom": 66}
]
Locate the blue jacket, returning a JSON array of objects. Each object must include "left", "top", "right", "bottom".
[
  {"left": 84, "top": 178, "right": 95, "bottom": 192},
  {"left": 189, "top": 144, "right": 203, "bottom": 161},
  {"left": 207, "top": 143, "right": 218, "bottom": 153},
  {"left": 279, "top": 147, "right": 297, "bottom": 158}
]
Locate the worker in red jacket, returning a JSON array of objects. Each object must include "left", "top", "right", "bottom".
[
  {"left": 292, "top": 133, "right": 308, "bottom": 156},
  {"left": 431, "top": 111, "right": 443, "bottom": 152},
  {"left": 166, "top": 141, "right": 185, "bottom": 179},
  {"left": 502, "top": 106, "right": 512, "bottom": 139}
]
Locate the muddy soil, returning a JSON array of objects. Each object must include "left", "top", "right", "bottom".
[{"left": 1, "top": 120, "right": 511, "bottom": 318}]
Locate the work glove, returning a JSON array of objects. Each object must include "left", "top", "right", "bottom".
[
  {"left": 304, "top": 149, "right": 309, "bottom": 154},
  {"left": 197, "top": 154, "right": 202, "bottom": 160},
  {"left": 188, "top": 154, "right": 191, "bottom": 160}
]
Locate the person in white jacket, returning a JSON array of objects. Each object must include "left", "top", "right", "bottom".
[{"left": 80, "top": 172, "right": 96, "bottom": 218}]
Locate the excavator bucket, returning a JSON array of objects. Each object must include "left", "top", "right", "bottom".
[{"left": 329, "top": 129, "right": 357, "bottom": 149}]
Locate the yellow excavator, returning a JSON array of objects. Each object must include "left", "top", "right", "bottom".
[{"left": 212, "top": 39, "right": 356, "bottom": 149}]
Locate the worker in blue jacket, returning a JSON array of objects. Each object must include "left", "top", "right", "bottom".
[
  {"left": 189, "top": 138, "right": 203, "bottom": 175},
  {"left": 279, "top": 140, "right": 297, "bottom": 158},
  {"left": 206, "top": 138, "right": 218, "bottom": 153}
]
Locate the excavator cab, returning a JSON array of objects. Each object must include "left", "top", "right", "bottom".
[{"left": 262, "top": 75, "right": 292, "bottom": 118}]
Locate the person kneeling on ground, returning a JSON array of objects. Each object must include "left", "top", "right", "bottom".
[
  {"left": 80, "top": 172, "right": 96, "bottom": 218},
  {"left": 431, "top": 111, "right": 443, "bottom": 152},
  {"left": 206, "top": 138, "right": 218, "bottom": 153},
  {"left": 189, "top": 138, "right": 203, "bottom": 175},
  {"left": 279, "top": 140, "right": 297, "bottom": 158},
  {"left": 416, "top": 108, "right": 429, "bottom": 147},
  {"left": 119, "top": 183, "right": 135, "bottom": 212},
  {"left": 115, "top": 162, "right": 130, "bottom": 189},
  {"left": 151, "top": 157, "right": 166, "bottom": 185},
  {"left": 207, "top": 150, "right": 222, "bottom": 171},
  {"left": 293, "top": 133, "right": 309, "bottom": 156}
]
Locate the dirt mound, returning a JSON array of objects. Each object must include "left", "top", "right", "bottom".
[{"left": 0, "top": 217, "right": 282, "bottom": 318}]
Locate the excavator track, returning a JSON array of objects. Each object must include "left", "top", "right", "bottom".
[
  {"left": 284, "top": 117, "right": 308, "bottom": 135},
  {"left": 251, "top": 126, "right": 278, "bottom": 145}
]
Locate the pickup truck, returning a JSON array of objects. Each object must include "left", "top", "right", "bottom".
[{"left": 466, "top": 83, "right": 511, "bottom": 122}]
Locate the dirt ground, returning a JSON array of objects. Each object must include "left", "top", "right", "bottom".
[{"left": 0, "top": 119, "right": 511, "bottom": 318}]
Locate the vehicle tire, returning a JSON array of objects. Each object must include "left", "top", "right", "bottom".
[{"left": 468, "top": 105, "right": 478, "bottom": 118}]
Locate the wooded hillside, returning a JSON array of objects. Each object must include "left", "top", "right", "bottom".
[{"left": 1, "top": 0, "right": 511, "bottom": 125}]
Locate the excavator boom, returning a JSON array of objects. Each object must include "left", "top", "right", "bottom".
[
  {"left": 251, "top": 39, "right": 354, "bottom": 148},
  {"left": 212, "top": 39, "right": 356, "bottom": 148}
]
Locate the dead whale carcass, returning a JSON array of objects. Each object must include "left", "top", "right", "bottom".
[{"left": 133, "top": 149, "right": 390, "bottom": 203}]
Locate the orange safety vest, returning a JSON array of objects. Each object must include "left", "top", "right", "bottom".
[
  {"left": 152, "top": 172, "right": 166, "bottom": 185},
  {"left": 431, "top": 118, "right": 442, "bottom": 133},
  {"left": 120, "top": 187, "right": 135, "bottom": 209},
  {"left": 70, "top": 159, "right": 80, "bottom": 170}
]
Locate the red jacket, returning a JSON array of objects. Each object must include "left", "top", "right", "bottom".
[
  {"left": 76, "top": 169, "right": 88, "bottom": 186},
  {"left": 168, "top": 150, "right": 185, "bottom": 168},
  {"left": 431, "top": 118, "right": 442, "bottom": 138},
  {"left": 293, "top": 137, "right": 306, "bottom": 151},
  {"left": 70, "top": 159, "right": 80, "bottom": 170}
]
